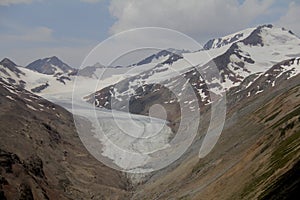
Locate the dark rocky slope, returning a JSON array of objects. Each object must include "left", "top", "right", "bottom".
[
  {"left": 131, "top": 73, "right": 300, "bottom": 199},
  {"left": 0, "top": 79, "right": 130, "bottom": 200}
]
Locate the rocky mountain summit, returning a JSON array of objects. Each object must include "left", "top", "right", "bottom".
[{"left": 26, "top": 56, "right": 75, "bottom": 75}]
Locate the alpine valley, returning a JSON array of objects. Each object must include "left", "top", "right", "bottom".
[{"left": 1, "top": 24, "right": 300, "bottom": 200}]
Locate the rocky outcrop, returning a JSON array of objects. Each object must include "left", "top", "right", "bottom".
[{"left": 26, "top": 56, "right": 74, "bottom": 75}]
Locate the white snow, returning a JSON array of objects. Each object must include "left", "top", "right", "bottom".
[
  {"left": 255, "top": 90, "right": 263, "bottom": 95},
  {"left": 24, "top": 98, "right": 32, "bottom": 102},
  {"left": 6, "top": 95, "right": 15, "bottom": 101},
  {"left": 271, "top": 81, "right": 275, "bottom": 87},
  {"left": 3, "top": 86, "right": 18, "bottom": 95},
  {"left": 26, "top": 104, "right": 37, "bottom": 111},
  {"left": 209, "top": 28, "right": 254, "bottom": 49},
  {"left": 241, "top": 27, "right": 300, "bottom": 75},
  {"left": 286, "top": 59, "right": 300, "bottom": 79}
]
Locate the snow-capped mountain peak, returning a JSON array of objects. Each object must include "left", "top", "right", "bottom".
[
  {"left": 241, "top": 24, "right": 298, "bottom": 47},
  {"left": 0, "top": 58, "right": 25, "bottom": 82},
  {"left": 26, "top": 56, "right": 74, "bottom": 75},
  {"left": 202, "top": 24, "right": 298, "bottom": 51},
  {"left": 0, "top": 58, "right": 17, "bottom": 68},
  {"left": 203, "top": 27, "right": 255, "bottom": 50},
  {"left": 87, "top": 24, "right": 300, "bottom": 119}
]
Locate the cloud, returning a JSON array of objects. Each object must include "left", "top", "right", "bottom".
[
  {"left": 109, "top": 0, "right": 275, "bottom": 42},
  {"left": 0, "top": 0, "right": 39, "bottom": 6},
  {"left": 276, "top": 1, "right": 300, "bottom": 36},
  {"left": 80, "top": 0, "right": 102, "bottom": 3},
  {"left": 0, "top": 26, "right": 54, "bottom": 43}
]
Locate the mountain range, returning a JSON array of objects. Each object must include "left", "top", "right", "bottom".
[
  {"left": 0, "top": 24, "right": 300, "bottom": 200},
  {"left": 87, "top": 25, "right": 300, "bottom": 127}
]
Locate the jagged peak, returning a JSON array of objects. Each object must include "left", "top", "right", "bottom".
[
  {"left": 0, "top": 58, "right": 17, "bottom": 67},
  {"left": 203, "top": 27, "right": 255, "bottom": 50},
  {"left": 134, "top": 49, "right": 174, "bottom": 66},
  {"left": 26, "top": 56, "right": 73, "bottom": 75},
  {"left": 47, "top": 56, "right": 61, "bottom": 62}
]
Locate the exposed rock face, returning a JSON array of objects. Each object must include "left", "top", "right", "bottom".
[
  {"left": 242, "top": 24, "right": 273, "bottom": 46},
  {"left": 134, "top": 49, "right": 188, "bottom": 66},
  {"left": 30, "top": 83, "right": 49, "bottom": 93},
  {"left": 26, "top": 56, "right": 74, "bottom": 75},
  {"left": 76, "top": 66, "right": 99, "bottom": 78},
  {"left": 135, "top": 50, "right": 173, "bottom": 66},
  {"left": 0, "top": 58, "right": 25, "bottom": 77},
  {"left": 204, "top": 32, "right": 245, "bottom": 50}
]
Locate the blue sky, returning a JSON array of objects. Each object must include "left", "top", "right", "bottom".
[
  {"left": 0, "top": 0, "right": 113, "bottom": 42},
  {"left": 0, "top": 0, "right": 299, "bottom": 67}
]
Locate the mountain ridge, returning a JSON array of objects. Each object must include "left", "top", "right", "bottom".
[
  {"left": 87, "top": 24, "right": 300, "bottom": 112},
  {"left": 26, "top": 56, "right": 75, "bottom": 75}
]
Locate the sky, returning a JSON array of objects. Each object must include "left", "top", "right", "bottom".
[{"left": 0, "top": 0, "right": 299, "bottom": 67}]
